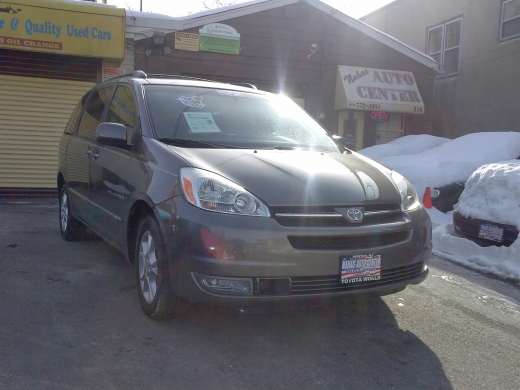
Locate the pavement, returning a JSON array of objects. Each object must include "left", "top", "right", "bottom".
[{"left": 1, "top": 198, "right": 519, "bottom": 389}]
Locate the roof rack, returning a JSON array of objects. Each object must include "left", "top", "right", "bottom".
[
  {"left": 145, "top": 74, "right": 221, "bottom": 83},
  {"left": 101, "top": 70, "right": 259, "bottom": 90},
  {"left": 230, "top": 82, "right": 257, "bottom": 89}
]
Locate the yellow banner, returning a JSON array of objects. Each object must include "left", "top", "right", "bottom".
[{"left": 0, "top": 0, "right": 125, "bottom": 59}]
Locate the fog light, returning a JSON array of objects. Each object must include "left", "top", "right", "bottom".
[{"left": 194, "top": 273, "right": 252, "bottom": 295}]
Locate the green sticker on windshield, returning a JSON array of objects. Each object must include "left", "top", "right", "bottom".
[{"left": 184, "top": 112, "right": 222, "bottom": 133}]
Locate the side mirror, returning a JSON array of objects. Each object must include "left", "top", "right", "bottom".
[{"left": 96, "top": 122, "right": 128, "bottom": 148}]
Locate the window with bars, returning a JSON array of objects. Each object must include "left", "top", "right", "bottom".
[
  {"left": 501, "top": 0, "right": 520, "bottom": 40},
  {"left": 427, "top": 18, "right": 462, "bottom": 75}
]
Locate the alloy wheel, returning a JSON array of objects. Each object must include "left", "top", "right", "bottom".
[
  {"left": 60, "top": 192, "right": 68, "bottom": 233},
  {"left": 139, "top": 231, "right": 158, "bottom": 304}
]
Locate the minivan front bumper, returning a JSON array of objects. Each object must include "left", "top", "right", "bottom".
[{"left": 155, "top": 196, "right": 432, "bottom": 306}]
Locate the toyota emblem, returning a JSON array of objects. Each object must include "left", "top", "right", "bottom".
[{"left": 346, "top": 208, "right": 363, "bottom": 222}]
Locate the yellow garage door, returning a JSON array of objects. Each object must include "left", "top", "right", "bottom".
[{"left": 0, "top": 75, "right": 95, "bottom": 189}]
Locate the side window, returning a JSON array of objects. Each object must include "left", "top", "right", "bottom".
[
  {"left": 77, "top": 87, "right": 113, "bottom": 139},
  {"left": 427, "top": 18, "right": 461, "bottom": 75},
  {"left": 106, "top": 85, "right": 139, "bottom": 140},
  {"left": 64, "top": 91, "right": 91, "bottom": 134},
  {"left": 501, "top": 0, "right": 520, "bottom": 41}
]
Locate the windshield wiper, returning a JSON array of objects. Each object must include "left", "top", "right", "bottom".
[{"left": 159, "top": 138, "right": 232, "bottom": 149}]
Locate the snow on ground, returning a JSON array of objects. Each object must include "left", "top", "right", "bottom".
[
  {"left": 359, "top": 132, "right": 520, "bottom": 200},
  {"left": 360, "top": 134, "right": 450, "bottom": 160},
  {"left": 360, "top": 133, "right": 520, "bottom": 283}
]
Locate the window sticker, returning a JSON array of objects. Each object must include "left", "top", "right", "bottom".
[
  {"left": 216, "top": 90, "right": 244, "bottom": 97},
  {"left": 184, "top": 112, "right": 222, "bottom": 133},
  {"left": 177, "top": 96, "right": 206, "bottom": 109}
]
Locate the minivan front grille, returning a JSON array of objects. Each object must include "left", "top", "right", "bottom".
[
  {"left": 287, "top": 231, "right": 410, "bottom": 250},
  {"left": 272, "top": 204, "right": 404, "bottom": 228}
]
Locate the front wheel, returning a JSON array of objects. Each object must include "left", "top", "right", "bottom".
[
  {"left": 135, "top": 214, "right": 177, "bottom": 320},
  {"left": 59, "top": 184, "right": 87, "bottom": 241}
]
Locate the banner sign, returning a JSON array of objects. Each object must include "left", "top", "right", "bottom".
[
  {"left": 0, "top": 0, "right": 125, "bottom": 59},
  {"left": 199, "top": 23, "right": 240, "bottom": 55},
  {"left": 175, "top": 32, "right": 199, "bottom": 52},
  {"left": 336, "top": 66, "right": 425, "bottom": 114}
]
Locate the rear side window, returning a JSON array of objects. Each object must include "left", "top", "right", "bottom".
[
  {"left": 64, "top": 91, "right": 91, "bottom": 134},
  {"left": 77, "top": 87, "right": 113, "bottom": 139}
]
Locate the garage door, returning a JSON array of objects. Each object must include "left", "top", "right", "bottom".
[{"left": 0, "top": 75, "right": 95, "bottom": 189}]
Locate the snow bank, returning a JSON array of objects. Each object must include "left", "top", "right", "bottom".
[
  {"left": 364, "top": 132, "right": 520, "bottom": 198},
  {"left": 359, "top": 134, "right": 449, "bottom": 160},
  {"left": 361, "top": 133, "right": 520, "bottom": 282},
  {"left": 429, "top": 160, "right": 520, "bottom": 282},
  {"left": 432, "top": 223, "right": 520, "bottom": 283},
  {"left": 455, "top": 160, "right": 520, "bottom": 227}
]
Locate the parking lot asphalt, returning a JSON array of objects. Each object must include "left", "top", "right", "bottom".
[{"left": 1, "top": 198, "right": 519, "bottom": 390}]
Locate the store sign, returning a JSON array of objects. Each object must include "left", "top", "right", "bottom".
[
  {"left": 370, "top": 111, "right": 389, "bottom": 122},
  {"left": 0, "top": 0, "right": 125, "bottom": 59},
  {"left": 102, "top": 67, "right": 125, "bottom": 82},
  {"left": 175, "top": 32, "right": 199, "bottom": 52},
  {"left": 199, "top": 23, "right": 240, "bottom": 55},
  {"left": 335, "top": 66, "right": 425, "bottom": 114}
]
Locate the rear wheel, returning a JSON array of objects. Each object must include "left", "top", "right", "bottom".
[
  {"left": 59, "top": 184, "right": 87, "bottom": 241},
  {"left": 135, "top": 214, "right": 177, "bottom": 320}
]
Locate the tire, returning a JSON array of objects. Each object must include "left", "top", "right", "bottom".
[
  {"left": 59, "top": 184, "right": 88, "bottom": 241},
  {"left": 135, "top": 214, "right": 177, "bottom": 320}
]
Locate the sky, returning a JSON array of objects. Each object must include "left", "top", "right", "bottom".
[{"left": 104, "top": 0, "right": 395, "bottom": 19}]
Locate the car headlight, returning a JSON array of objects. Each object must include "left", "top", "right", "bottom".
[
  {"left": 180, "top": 167, "right": 270, "bottom": 217},
  {"left": 391, "top": 171, "right": 421, "bottom": 211}
]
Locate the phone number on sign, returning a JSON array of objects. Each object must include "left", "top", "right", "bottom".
[{"left": 355, "top": 103, "right": 381, "bottom": 110}]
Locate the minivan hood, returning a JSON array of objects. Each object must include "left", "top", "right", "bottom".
[{"left": 168, "top": 147, "right": 401, "bottom": 206}]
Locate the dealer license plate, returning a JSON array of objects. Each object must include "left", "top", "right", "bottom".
[
  {"left": 478, "top": 223, "right": 504, "bottom": 242},
  {"left": 340, "top": 254, "right": 382, "bottom": 284}
]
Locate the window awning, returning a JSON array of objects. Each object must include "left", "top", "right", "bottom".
[{"left": 335, "top": 66, "right": 425, "bottom": 114}]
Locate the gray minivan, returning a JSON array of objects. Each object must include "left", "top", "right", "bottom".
[{"left": 57, "top": 71, "right": 431, "bottom": 319}]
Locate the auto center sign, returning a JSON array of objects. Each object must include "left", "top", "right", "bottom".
[{"left": 335, "top": 66, "right": 425, "bottom": 114}]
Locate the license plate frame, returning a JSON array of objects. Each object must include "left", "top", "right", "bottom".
[
  {"left": 478, "top": 223, "right": 504, "bottom": 243},
  {"left": 340, "top": 254, "right": 382, "bottom": 284}
]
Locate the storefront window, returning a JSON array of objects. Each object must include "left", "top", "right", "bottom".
[{"left": 375, "top": 113, "right": 403, "bottom": 145}]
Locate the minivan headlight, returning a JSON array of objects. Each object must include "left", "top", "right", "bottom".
[
  {"left": 180, "top": 167, "right": 270, "bottom": 217},
  {"left": 391, "top": 171, "right": 421, "bottom": 211}
]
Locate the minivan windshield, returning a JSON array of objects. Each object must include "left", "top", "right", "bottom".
[{"left": 144, "top": 85, "right": 340, "bottom": 152}]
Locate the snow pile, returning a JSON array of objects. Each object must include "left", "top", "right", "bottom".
[
  {"left": 360, "top": 134, "right": 450, "bottom": 160},
  {"left": 360, "top": 132, "right": 520, "bottom": 198},
  {"left": 455, "top": 160, "right": 520, "bottom": 226},
  {"left": 360, "top": 133, "right": 520, "bottom": 282},
  {"left": 431, "top": 160, "right": 520, "bottom": 282}
]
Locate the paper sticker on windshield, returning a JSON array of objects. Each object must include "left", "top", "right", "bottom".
[
  {"left": 177, "top": 96, "right": 206, "bottom": 109},
  {"left": 184, "top": 112, "right": 221, "bottom": 133},
  {"left": 216, "top": 90, "right": 244, "bottom": 97}
]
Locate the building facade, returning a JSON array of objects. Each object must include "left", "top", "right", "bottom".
[
  {"left": 0, "top": 0, "right": 125, "bottom": 191},
  {"left": 129, "top": 0, "right": 438, "bottom": 151},
  {"left": 362, "top": 0, "right": 520, "bottom": 138}
]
